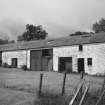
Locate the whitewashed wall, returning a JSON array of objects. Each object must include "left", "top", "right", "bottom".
[
  {"left": 53, "top": 43, "right": 105, "bottom": 75},
  {"left": 2, "top": 50, "right": 30, "bottom": 68}
]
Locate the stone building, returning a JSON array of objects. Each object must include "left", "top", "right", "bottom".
[{"left": 0, "top": 32, "right": 105, "bottom": 75}]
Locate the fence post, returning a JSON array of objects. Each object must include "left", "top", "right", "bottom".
[
  {"left": 39, "top": 73, "right": 43, "bottom": 96},
  {"left": 102, "top": 72, "right": 105, "bottom": 90},
  {"left": 79, "top": 75, "right": 84, "bottom": 98},
  {"left": 62, "top": 72, "right": 67, "bottom": 95},
  {"left": 80, "top": 71, "right": 84, "bottom": 81}
]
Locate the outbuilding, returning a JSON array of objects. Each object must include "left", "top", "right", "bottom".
[{"left": 0, "top": 32, "right": 105, "bottom": 75}]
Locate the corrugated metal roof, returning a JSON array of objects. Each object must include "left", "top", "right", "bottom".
[{"left": 0, "top": 32, "right": 105, "bottom": 51}]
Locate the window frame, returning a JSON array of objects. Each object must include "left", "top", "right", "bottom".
[
  {"left": 42, "top": 49, "right": 50, "bottom": 56},
  {"left": 87, "top": 58, "right": 92, "bottom": 66},
  {"left": 79, "top": 45, "right": 83, "bottom": 51}
]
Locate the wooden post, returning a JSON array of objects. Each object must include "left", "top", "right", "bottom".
[
  {"left": 102, "top": 72, "right": 105, "bottom": 90},
  {"left": 62, "top": 72, "right": 67, "bottom": 95},
  {"left": 39, "top": 73, "right": 43, "bottom": 96},
  {"left": 80, "top": 71, "right": 84, "bottom": 81},
  {"left": 79, "top": 71, "right": 84, "bottom": 97}
]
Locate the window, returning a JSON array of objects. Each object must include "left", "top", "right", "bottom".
[
  {"left": 42, "top": 49, "right": 50, "bottom": 56},
  {"left": 79, "top": 45, "right": 83, "bottom": 51},
  {"left": 87, "top": 58, "right": 92, "bottom": 66}
]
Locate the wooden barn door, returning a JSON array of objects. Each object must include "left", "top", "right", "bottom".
[
  {"left": 30, "top": 50, "right": 42, "bottom": 71},
  {"left": 42, "top": 57, "right": 48, "bottom": 71}
]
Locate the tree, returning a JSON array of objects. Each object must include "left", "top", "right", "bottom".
[
  {"left": 17, "top": 24, "right": 48, "bottom": 41},
  {"left": 0, "top": 38, "right": 15, "bottom": 45},
  {"left": 69, "top": 31, "right": 92, "bottom": 36},
  {"left": 8, "top": 40, "right": 15, "bottom": 43},
  {"left": 0, "top": 39, "right": 8, "bottom": 44},
  {"left": 92, "top": 18, "right": 105, "bottom": 33}
]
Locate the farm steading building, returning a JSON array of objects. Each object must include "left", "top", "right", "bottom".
[{"left": 0, "top": 32, "right": 105, "bottom": 75}]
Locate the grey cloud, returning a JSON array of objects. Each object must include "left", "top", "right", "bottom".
[
  {"left": 0, "top": 0, "right": 105, "bottom": 40},
  {"left": 0, "top": 18, "right": 25, "bottom": 40}
]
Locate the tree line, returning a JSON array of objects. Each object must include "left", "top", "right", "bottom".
[
  {"left": 69, "top": 18, "right": 105, "bottom": 36},
  {"left": 0, "top": 18, "right": 105, "bottom": 44}
]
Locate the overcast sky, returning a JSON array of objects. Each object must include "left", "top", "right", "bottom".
[{"left": 0, "top": 0, "right": 105, "bottom": 40}]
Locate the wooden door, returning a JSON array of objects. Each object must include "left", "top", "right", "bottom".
[
  {"left": 30, "top": 50, "right": 42, "bottom": 71},
  {"left": 12, "top": 58, "right": 17, "bottom": 68},
  {"left": 77, "top": 58, "right": 85, "bottom": 73}
]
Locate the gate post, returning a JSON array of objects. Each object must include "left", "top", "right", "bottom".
[
  {"left": 80, "top": 71, "right": 84, "bottom": 81},
  {"left": 62, "top": 72, "right": 67, "bottom": 95},
  {"left": 39, "top": 73, "right": 43, "bottom": 96}
]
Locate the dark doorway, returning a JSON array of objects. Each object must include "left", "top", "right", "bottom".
[
  {"left": 42, "top": 49, "right": 53, "bottom": 71},
  {"left": 12, "top": 58, "right": 17, "bottom": 68},
  {"left": 59, "top": 57, "right": 72, "bottom": 73},
  {"left": 77, "top": 58, "right": 84, "bottom": 73}
]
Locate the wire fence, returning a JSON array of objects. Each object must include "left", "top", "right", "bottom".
[
  {"left": 0, "top": 72, "right": 103, "bottom": 93},
  {"left": 0, "top": 71, "right": 104, "bottom": 105}
]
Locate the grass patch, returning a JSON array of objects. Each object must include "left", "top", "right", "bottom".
[
  {"left": 34, "top": 92, "right": 72, "bottom": 105},
  {"left": 0, "top": 67, "right": 104, "bottom": 105}
]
